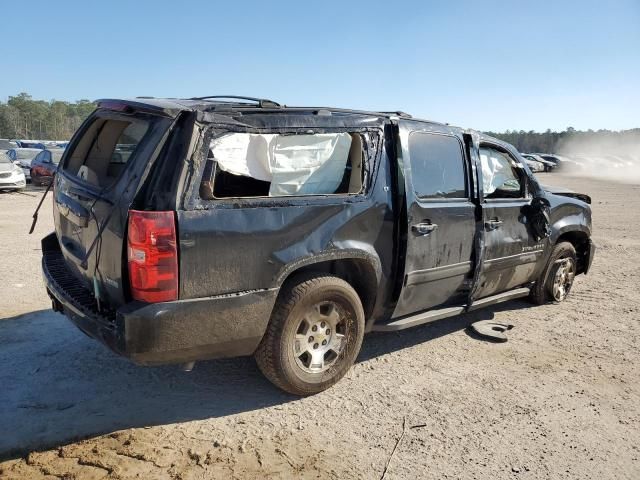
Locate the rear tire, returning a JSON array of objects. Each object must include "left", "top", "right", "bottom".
[
  {"left": 255, "top": 274, "right": 365, "bottom": 396},
  {"left": 530, "top": 241, "right": 577, "bottom": 305}
]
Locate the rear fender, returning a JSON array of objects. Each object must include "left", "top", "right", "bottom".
[{"left": 274, "top": 248, "right": 383, "bottom": 330}]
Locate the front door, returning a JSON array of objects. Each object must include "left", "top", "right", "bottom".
[
  {"left": 474, "top": 144, "right": 544, "bottom": 299},
  {"left": 393, "top": 127, "right": 476, "bottom": 318}
]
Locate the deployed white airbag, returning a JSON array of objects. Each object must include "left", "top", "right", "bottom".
[
  {"left": 210, "top": 133, "right": 352, "bottom": 196},
  {"left": 479, "top": 148, "right": 521, "bottom": 195}
]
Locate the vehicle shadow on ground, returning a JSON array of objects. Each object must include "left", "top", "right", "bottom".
[
  {"left": 0, "top": 300, "right": 534, "bottom": 460},
  {"left": 0, "top": 310, "right": 291, "bottom": 461}
]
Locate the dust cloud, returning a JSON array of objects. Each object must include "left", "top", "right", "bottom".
[{"left": 556, "top": 131, "right": 640, "bottom": 183}]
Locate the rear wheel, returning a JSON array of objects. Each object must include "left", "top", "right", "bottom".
[
  {"left": 255, "top": 275, "right": 365, "bottom": 396},
  {"left": 530, "top": 241, "right": 577, "bottom": 304}
]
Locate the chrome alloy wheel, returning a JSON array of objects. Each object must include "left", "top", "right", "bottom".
[
  {"left": 552, "top": 257, "right": 575, "bottom": 301},
  {"left": 293, "top": 301, "right": 347, "bottom": 373}
]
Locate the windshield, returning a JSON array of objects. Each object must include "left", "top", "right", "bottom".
[{"left": 0, "top": 152, "right": 11, "bottom": 164}]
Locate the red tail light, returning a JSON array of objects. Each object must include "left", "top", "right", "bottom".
[{"left": 127, "top": 210, "right": 178, "bottom": 303}]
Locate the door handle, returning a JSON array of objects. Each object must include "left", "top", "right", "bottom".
[
  {"left": 485, "top": 218, "right": 503, "bottom": 230},
  {"left": 412, "top": 222, "right": 438, "bottom": 235}
]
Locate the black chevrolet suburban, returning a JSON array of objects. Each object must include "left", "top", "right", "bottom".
[{"left": 41, "top": 96, "right": 595, "bottom": 395}]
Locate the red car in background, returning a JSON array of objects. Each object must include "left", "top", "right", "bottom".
[{"left": 30, "top": 148, "right": 64, "bottom": 186}]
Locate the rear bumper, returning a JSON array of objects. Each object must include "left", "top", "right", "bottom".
[
  {"left": 32, "top": 172, "right": 53, "bottom": 185},
  {"left": 42, "top": 233, "right": 277, "bottom": 365}
]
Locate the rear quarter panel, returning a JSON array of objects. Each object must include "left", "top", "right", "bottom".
[
  {"left": 177, "top": 197, "right": 392, "bottom": 296},
  {"left": 176, "top": 124, "right": 397, "bottom": 319}
]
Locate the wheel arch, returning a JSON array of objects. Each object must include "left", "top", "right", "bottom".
[
  {"left": 555, "top": 229, "right": 590, "bottom": 274},
  {"left": 275, "top": 252, "right": 381, "bottom": 320}
]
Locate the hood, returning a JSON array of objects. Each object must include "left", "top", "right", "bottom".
[
  {"left": 540, "top": 183, "right": 591, "bottom": 204},
  {"left": 0, "top": 162, "right": 15, "bottom": 173}
]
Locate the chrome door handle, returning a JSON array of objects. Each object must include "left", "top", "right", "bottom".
[
  {"left": 412, "top": 222, "right": 438, "bottom": 235},
  {"left": 485, "top": 219, "right": 504, "bottom": 230}
]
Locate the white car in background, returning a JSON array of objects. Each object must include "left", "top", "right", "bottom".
[
  {"left": 0, "top": 151, "right": 26, "bottom": 191},
  {"left": 0, "top": 139, "right": 19, "bottom": 149},
  {"left": 520, "top": 154, "right": 545, "bottom": 172},
  {"left": 522, "top": 154, "right": 557, "bottom": 172},
  {"left": 6, "top": 148, "right": 42, "bottom": 182}
]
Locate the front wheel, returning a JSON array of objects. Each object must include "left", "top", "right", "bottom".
[
  {"left": 255, "top": 275, "right": 365, "bottom": 396},
  {"left": 530, "top": 241, "right": 577, "bottom": 304}
]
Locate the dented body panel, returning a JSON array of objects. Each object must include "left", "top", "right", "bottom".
[{"left": 41, "top": 97, "right": 594, "bottom": 366}]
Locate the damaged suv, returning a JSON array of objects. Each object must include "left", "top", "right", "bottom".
[{"left": 41, "top": 96, "right": 595, "bottom": 395}]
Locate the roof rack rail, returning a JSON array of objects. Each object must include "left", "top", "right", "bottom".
[
  {"left": 188, "top": 95, "right": 281, "bottom": 108},
  {"left": 379, "top": 111, "right": 412, "bottom": 118}
]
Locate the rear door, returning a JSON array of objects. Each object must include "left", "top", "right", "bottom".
[
  {"left": 473, "top": 144, "right": 543, "bottom": 299},
  {"left": 53, "top": 108, "right": 174, "bottom": 307},
  {"left": 393, "top": 124, "right": 476, "bottom": 318}
]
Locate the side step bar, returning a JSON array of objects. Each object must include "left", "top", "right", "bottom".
[
  {"left": 466, "top": 287, "right": 531, "bottom": 312},
  {"left": 372, "top": 287, "right": 530, "bottom": 332},
  {"left": 373, "top": 306, "right": 465, "bottom": 332}
]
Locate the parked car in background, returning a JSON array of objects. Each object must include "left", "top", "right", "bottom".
[
  {"left": 30, "top": 148, "right": 64, "bottom": 186},
  {"left": 521, "top": 154, "right": 545, "bottom": 172},
  {"left": 531, "top": 153, "right": 582, "bottom": 171},
  {"left": 533, "top": 153, "right": 560, "bottom": 165},
  {"left": 544, "top": 154, "right": 586, "bottom": 171},
  {"left": 0, "top": 139, "right": 19, "bottom": 149},
  {"left": 7, "top": 148, "right": 43, "bottom": 181},
  {"left": 522, "top": 154, "right": 556, "bottom": 172},
  {"left": 14, "top": 140, "right": 46, "bottom": 149},
  {"left": 0, "top": 151, "right": 26, "bottom": 191}
]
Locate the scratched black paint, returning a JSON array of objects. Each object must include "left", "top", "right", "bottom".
[{"left": 42, "top": 97, "right": 594, "bottom": 365}]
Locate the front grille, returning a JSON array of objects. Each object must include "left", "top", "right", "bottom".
[
  {"left": 0, "top": 172, "right": 10, "bottom": 179},
  {"left": 44, "top": 249, "right": 117, "bottom": 324}
]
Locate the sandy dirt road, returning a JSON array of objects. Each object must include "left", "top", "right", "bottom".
[{"left": 0, "top": 174, "right": 638, "bottom": 479}]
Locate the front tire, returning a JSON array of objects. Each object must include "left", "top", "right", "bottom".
[
  {"left": 530, "top": 241, "right": 577, "bottom": 304},
  {"left": 255, "top": 274, "right": 365, "bottom": 396}
]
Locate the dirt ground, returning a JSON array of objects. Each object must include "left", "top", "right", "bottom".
[{"left": 0, "top": 173, "right": 638, "bottom": 479}]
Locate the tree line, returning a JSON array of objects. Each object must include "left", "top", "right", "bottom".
[
  {"left": 1, "top": 93, "right": 637, "bottom": 156},
  {"left": 0, "top": 93, "right": 95, "bottom": 141},
  {"left": 485, "top": 127, "right": 640, "bottom": 156}
]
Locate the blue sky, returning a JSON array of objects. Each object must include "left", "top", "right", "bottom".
[{"left": 3, "top": 0, "right": 639, "bottom": 131}]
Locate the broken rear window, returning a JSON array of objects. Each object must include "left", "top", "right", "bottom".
[
  {"left": 200, "top": 132, "right": 365, "bottom": 199},
  {"left": 62, "top": 115, "right": 156, "bottom": 188}
]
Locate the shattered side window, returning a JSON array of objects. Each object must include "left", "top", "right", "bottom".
[
  {"left": 202, "top": 132, "right": 365, "bottom": 198},
  {"left": 479, "top": 147, "right": 524, "bottom": 198}
]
